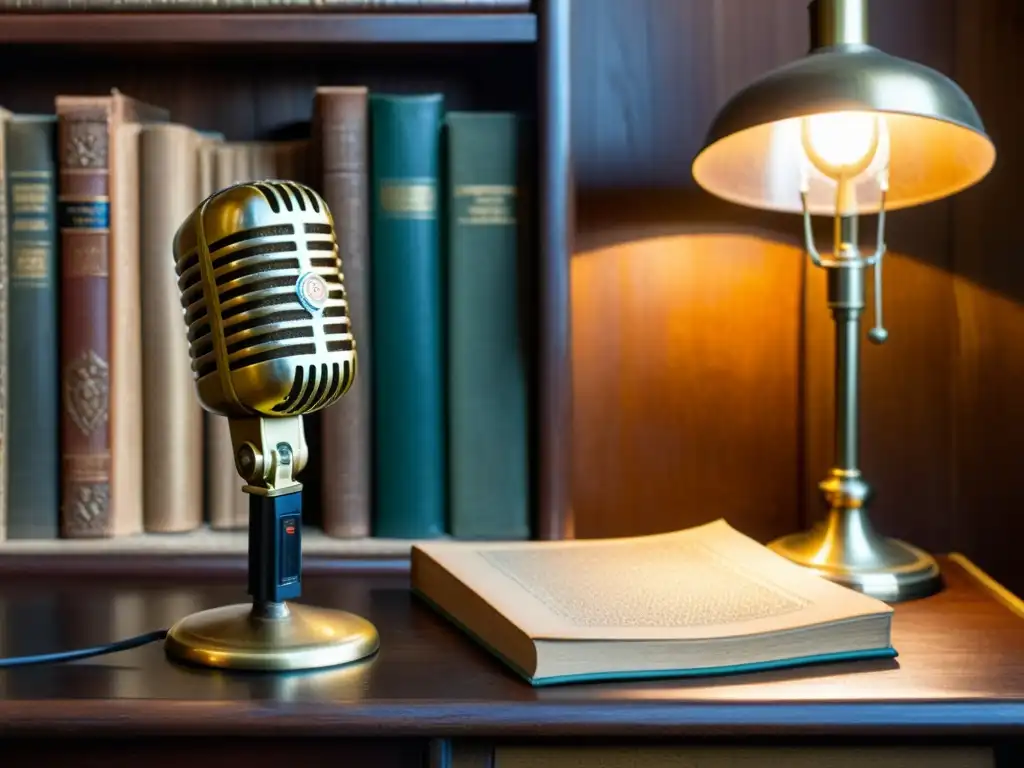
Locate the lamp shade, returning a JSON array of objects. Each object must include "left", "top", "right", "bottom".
[{"left": 691, "top": 44, "right": 996, "bottom": 216}]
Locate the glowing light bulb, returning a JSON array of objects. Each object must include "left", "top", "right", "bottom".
[{"left": 801, "top": 110, "right": 889, "bottom": 180}]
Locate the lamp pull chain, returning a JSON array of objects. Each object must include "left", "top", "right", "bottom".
[{"left": 867, "top": 179, "right": 889, "bottom": 345}]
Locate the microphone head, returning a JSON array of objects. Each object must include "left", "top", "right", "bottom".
[{"left": 172, "top": 180, "right": 355, "bottom": 418}]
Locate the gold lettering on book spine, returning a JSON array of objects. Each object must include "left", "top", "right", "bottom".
[
  {"left": 455, "top": 184, "right": 517, "bottom": 227},
  {"left": 378, "top": 179, "right": 436, "bottom": 220},
  {"left": 64, "top": 241, "right": 108, "bottom": 277}
]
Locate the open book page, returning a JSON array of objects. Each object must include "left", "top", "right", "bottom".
[{"left": 413, "top": 520, "right": 893, "bottom": 642}]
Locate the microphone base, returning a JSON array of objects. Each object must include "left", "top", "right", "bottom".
[{"left": 164, "top": 600, "right": 380, "bottom": 672}]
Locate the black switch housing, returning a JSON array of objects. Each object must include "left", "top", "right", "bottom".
[{"left": 248, "top": 490, "right": 303, "bottom": 604}]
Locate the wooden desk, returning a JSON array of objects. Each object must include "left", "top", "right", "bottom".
[{"left": 0, "top": 555, "right": 1022, "bottom": 766}]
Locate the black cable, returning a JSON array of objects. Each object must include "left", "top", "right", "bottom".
[{"left": 0, "top": 629, "right": 168, "bottom": 668}]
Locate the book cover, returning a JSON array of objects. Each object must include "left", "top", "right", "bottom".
[
  {"left": 369, "top": 93, "right": 446, "bottom": 540},
  {"left": 412, "top": 520, "right": 896, "bottom": 686},
  {"left": 139, "top": 123, "right": 204, "bottom": 533},
  {"left": 446, "top": 112, "right": 529, "bottom": 540},
  {"left": 204, "top": 135, "right": 249, "bottom": 531},
  {"left": 315, "top": 86, "right": 372, "bottom": 539},
  {"left": 0, "top": 107, "right": 8, "bottom": 543},
  {"left": 4, "top": 114, "right": 59, "bottom": 539},
  {"left": 56, "top": 90, "right": 168, "bottom": 538}
]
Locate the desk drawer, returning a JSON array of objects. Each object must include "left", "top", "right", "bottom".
[
  {"left": 493, "top": 746, "right": 994, "bottom": 768},
  {"left": 0, "top": 738, "right": 427, "bottom": 768}
]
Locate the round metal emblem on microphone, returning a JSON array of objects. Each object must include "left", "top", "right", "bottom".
[{"left": 296, "top": 271, "right": 328, "bottom": 315}]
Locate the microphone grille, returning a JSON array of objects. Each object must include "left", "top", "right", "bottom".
[
  {"left": 269, "top": 359, "right": 355, "bottom": 415},
  {"left": 173, "top": 180, "right": 355, "bottom": 416}
]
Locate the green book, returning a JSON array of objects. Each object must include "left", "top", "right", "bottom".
[
  {"left": 369, "top": 93, "right": 446, "bottom": 539},
  {"left": 5, "top": 115, "right": 59, "bottom": 539},
  {"left": 411, "top": 520, "right": 896, "bottom": 686},
  {"left": 445, "top": 112, "right": 529, "bottom": 540}
]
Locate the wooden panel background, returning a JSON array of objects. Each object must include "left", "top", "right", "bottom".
[{"left": 569, "top": 0, "right": 1024, "bottom": 593}]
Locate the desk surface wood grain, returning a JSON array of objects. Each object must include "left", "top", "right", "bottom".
[{"left": 0, "top": 556, "right": 1022, "bottom": 738}]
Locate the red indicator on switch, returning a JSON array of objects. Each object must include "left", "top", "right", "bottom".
[{"left": 286, "top": 526, "right": 296, "bottom": 535}]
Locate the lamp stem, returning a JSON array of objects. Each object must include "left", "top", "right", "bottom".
[
  {"left": 830, "top": 215, "right": 861, "bottom": 472},
  {"left": 810, "top": 0, "right": 867, "bottom": 49},
  {"left": 768, "top": 208, "right": 943, "bottom": 603}
]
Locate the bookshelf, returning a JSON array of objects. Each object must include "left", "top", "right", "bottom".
[
  {"left": 0, "top": 12, "right": 539, "bottom": 44},
  {"left": 0, "top": 0, "right": 572, "bottom": 571}
]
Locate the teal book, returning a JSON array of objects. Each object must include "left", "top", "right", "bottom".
[
  {"left": 445, "top": 112, "right": 530, "bottom": 540},
  {"left": 5, "top": 115, "right": 59, "bottom": 539},
  {"left": 370, "top": 93, "right": 446, "bottom": 539},
  {"left": 411, "top": 520, "right": 896, "bottom": 686}
]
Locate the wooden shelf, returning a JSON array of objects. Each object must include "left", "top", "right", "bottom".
[
  {"left": 0, "top": 527, "right": 421, "bottom": 556},
  {"left": 0, "top": 12, "right": 538, "bottom": 44},
  {"left": 0, "top": 528, "right": 424, "bottom": 575}
]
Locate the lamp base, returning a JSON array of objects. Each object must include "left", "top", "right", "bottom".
[
  {"left": 768, "top": 510, "right": 943, "bottom": 603},
  {"left": 164, "top": 601, "right": 380, "bottom": 671}
]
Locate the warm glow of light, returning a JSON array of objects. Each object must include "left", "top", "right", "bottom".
[{"left": 802, "top": 111, "right": 889, "bottom": 179}]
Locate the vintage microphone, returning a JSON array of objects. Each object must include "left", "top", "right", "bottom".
[{"left": 162, "top": 179, "right": 380, "bottom": 671}]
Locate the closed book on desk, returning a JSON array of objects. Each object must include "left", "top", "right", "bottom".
[
  {"left": 412, "top": 519, "right": 896, "bottom": 686},
  {"left": 369, "top": 93, "right": 445, "bottom": 539}
]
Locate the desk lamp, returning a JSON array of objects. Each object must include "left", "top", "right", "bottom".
[{"left": 692, "top": 0, "right": 995, "bottom": 601}]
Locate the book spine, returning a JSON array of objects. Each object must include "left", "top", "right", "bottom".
[
  {"left": 196, "top": 135, "right": 218, "bottom": 199},
  {"left": 109, "top": 116, "right": 145, "bottom": 538},
  {"left": 275, "top": 140, "right": 311, "bottom": 186},
  {"left": 0, "top": 0, "right": 529, "bottom": 10},
  {"left": 370, "top": 93, "right": 445, "bottom": 539},
  {"left": 316, "top": 87, "right": 371, "bottom": 539},
  {"left": 0, "top": 110, "right": 8, "bottom": 542},
  {"left": 5, "top": 116, "right": 60, "bottom": 539},
  {"left": 140, "top": 125, "right": 204, "bottom": 533},
  {"left": 206, "top": 142, "right": 248, "bottom": 530},
  {"left": 446, "top": 113, "right": 529, "bottom": 540},
  {"left": 57, "top": 100, "right": 113, "bottom": 538},
  {"left": 250, "top": 141, "right": 276, "bottom": 181}
]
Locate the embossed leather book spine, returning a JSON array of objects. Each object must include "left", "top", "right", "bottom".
[
  {"left": 57, "top": 97, "right": 112, "bottom": 538},
  {"left": 56, "top": 91, "right": 167, "bottom": 538},
  {"left": 5, "top": 114, "right": 59, "bottom": 539},
  {"left": 314, "top": 86, "right": 371, "bottom": 539},
  {"left": 140, "top": 124, "right": 204, "bottom": 532}
]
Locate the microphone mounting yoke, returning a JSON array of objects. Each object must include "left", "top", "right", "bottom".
[{"left": 229, "top": 415, "right": 309, "bottom": 496}]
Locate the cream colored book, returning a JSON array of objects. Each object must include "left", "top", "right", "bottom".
[
  {"left": 139, "top": 123, "right": 204, "bottom": 533},
  {"left": 411, "top": 520, "right": 896, "bottom": 686}
]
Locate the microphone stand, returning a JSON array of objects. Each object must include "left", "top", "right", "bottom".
[{"left": 164, "top": 414, "right": 380, "bottom": 671}]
